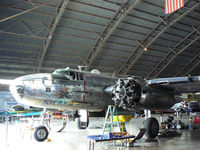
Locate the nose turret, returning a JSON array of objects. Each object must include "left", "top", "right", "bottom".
[
  {"left": 10, "top": 77, "right": 25, "bottom": 103},
  {"left": 10, "top": 73, "right": 52, "bottom": 104},
  {"left": 16, "top": 85, "right": 24, "bottom": 95}
]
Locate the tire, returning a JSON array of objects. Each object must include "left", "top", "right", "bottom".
[
  {"left": 33, "top": 126, "right": 49, "bottom": 142},
  {"left": 144, "top": 117, "right": 159, "bottom": 138}
]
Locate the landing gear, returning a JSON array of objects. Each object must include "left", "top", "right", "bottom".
[
  {"left": 33, "top": 125, "right": 49, "bottom": 142},
  {"left": 76, "top": 110, "right": 89, "bottom": 129},
  {"left": 144, "top": 117, "right": 159, "bottom": 138},
  {"left": 33, "top": 109, "right": 67, "bottom": 142},
  {"left": 33, "top": 109, "right": 50, "bottom": 142}
]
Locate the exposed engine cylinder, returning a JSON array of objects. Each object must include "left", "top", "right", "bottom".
[{"left": 112, "top": 77, "right": 141, "bottom": 109}]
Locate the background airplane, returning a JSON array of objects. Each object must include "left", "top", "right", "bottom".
[{"left": 172, "top": 100, "right": 200, "bottom": 113}]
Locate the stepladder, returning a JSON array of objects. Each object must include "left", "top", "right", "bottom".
[{"left": 102, "top": 105, "right": 121, "bottom": 135}]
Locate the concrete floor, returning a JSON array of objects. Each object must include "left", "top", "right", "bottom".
[{"left": 1, "top": 115, "right": 200, "bottom": 150}]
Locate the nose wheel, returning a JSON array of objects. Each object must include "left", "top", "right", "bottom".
[{"left": 33, "top": 126, "right": 49, "bottom": 142}]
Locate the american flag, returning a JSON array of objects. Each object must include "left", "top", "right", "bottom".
[{"left": 165, "top": 0, "right": 184, "bottom": 14}]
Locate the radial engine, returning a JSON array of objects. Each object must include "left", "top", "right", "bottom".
[{"left": 112, "top": 77, "right": 142, "bottom": 109}]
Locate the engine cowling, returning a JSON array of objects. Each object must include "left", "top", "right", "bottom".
[{"left": 112, "top": 77, "right": 141, "bottom": 109}]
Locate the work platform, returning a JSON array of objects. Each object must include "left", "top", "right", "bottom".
[{"left": 86, "top": 128, "right": 145, "bottom": 150}]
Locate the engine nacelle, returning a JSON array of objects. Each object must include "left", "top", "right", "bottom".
[{"left": 112, "top": 77, "right": 141, "bottom": 109}]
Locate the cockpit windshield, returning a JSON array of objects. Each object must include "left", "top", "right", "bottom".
[
  {"left": 52, "top": 69, "right": 70, "bottom": 80},
  {"left": 52, "top": 68, "right": 84, "bottom": 81}
]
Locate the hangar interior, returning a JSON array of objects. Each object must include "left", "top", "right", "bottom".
[
  {"left": 0, "top": 0, "right": 200, "bottom": 150},
  {"left": 0, "top": 0, "right": 200, "bottom": 79}
]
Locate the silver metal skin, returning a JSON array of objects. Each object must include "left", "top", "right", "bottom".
[
  {"left": 10, "top": 68, "right": 116, "bottom": 112},
  {"left": 9, "top": 67, "right": 200, "bottom": 113}
]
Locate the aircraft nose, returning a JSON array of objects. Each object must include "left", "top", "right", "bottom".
[
  {"left": 10, "top": 78, "right": 25, "bottom": 102},
  {"left": 15, "top": 85, "right": 24, "bottom": 95}
]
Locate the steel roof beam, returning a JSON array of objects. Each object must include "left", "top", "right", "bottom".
[
  {"left": 0, "top": 0, "right": 56, "bottom": 23},
  {"left": 0, "top": 30, "right": 48, "bottom": 40},
  {"left": 102, "top": 0, "right": 199, "bottom": 29},
  {"left": 54, "top": 23, "right": 199, "bottom": 49},
  {"left": 20, "top": 20, "right": 35, "bottom": 36},
  {"left": 175, "top": 50, "right": 200, "bottom": 76},
  {"left": 3, "top": 19, "right": 20, "bottom": 31},
  {"left": 183, "top": 58, "right": 200, "bottom": 76},
  {"left": 85, "top": 0, "right": 141, "bottom": 68},
  {"left": 147, "top": 26, "right": 198, "bottom": 77},
  {"left": 116, "top": 19, "right": 168, "bottom": 75},
  {"left": 0, "top": 17, "right": 47, "bottom": 42},
  {"left": 2, "top": 3, "right": 195, "bottom": 40},
  {"left": 56, "top": 25, "right": 199, "bottom": 47},
  {"left": 148, "top": 26, "right": 200, "bottom": 78},
  {"left": 36, "top": 0, "right": 69, "bottom": 72},
  {"left": 3, "top": 33, "right": 198, "bottom": 60},
  {"left": 154, "top": 36, "right": 200, "bottom": 77},
  {"left": 3, "top": 0, "right": 197, "bottom": 36},
  {"left": 27, "top": 0, "right": 198, "bottom": 33},
  {"left": 118, "top": 2, "right": 200, "bottom": 76},
  {"left": 2, "top": 21, "right": 195, "bottom": 49}
]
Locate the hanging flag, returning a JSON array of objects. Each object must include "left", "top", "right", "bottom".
[{"left": 165, "top": 0, "right": 184, "bottom": 14}]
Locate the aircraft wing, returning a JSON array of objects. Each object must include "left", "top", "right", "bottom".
[{"left": 147, "top": 76, "right": 200, "bottom": 94}]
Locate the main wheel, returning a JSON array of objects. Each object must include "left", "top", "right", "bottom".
[
  {"left": 33, "top": 125, "right": 49, "bottom": 142},
  {"left": 144, "top": 117, "right": 159, "bottom": 138}
]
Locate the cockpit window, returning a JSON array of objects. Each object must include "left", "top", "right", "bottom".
[
  {"left": 52, "top": 69, "right": 84, "bottom": 81},
  {"left": 69, "top": 71, "right": 76, "bottom": 80},
  {"left": 52, "top": 69, "right": 70, "bottom": 80},
  {"left": 79, "top": 73, "right": 84, "bottom": 80},
  {"left": 69, "top": 71, "right": 84, "bottom": 81}
]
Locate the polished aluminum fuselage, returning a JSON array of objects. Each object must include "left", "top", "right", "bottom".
[
  {"left": 10, "top": 71, "right": 117, "bottom": 112},
  {"left": 10, "top": 69, "right": 179, "bottom": 112}
]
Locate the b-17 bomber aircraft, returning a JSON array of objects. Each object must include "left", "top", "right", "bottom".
[{"left": 8, "top": 67, "right": 200, "bottom": 141}]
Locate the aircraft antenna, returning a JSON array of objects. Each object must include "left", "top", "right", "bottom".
[
  {"left": 78, "top": 66, "right": 88, "bottom": 71},
  {"left": 112, "top": 70, "right": 116, "bottom": 77}
]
